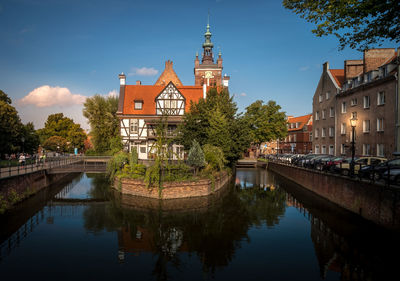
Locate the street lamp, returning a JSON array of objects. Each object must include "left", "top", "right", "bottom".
[{"left": 350, "top": 116, "right": 358, "bottom": 177}]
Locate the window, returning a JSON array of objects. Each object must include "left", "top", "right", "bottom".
[
  {"left": 315, "top": 111, "right": 319, "bottom": 120},
  {"left": 341, "top": 144, "right": 346, "bottom": 154},
  {"left": 377, "top": 118, "right": 384, "bottom": 132},
  {"left": 321, "top": 128, "right": 326, "bottom": 138},
  {"left": 296, "top": 122, "right": 300, "bottom": 128},
  {"left": 134, "top": 100, "right": 143, "bottom": 110},
  {"left": 377, "top": 91, "right": 385, "bottom": 105},
  {"left": 322, "top": 109, "right": 326, "bottom": 119},
  {"left": 329, "top": 127, "right": 334, "bottom": 137},
  {"left": 351, "top": 98, "right": 358, "bottom": 106},
  {"left": 315, "top": 128, "right": 319, "bottom": 138},
  {"left": 319, "top": 94, "right": 323, "bottom": 102},
  {"left": 322, "top": 145, "right": 327, "bottom": 154},
  {"left": 315, "top": 145, "right": 320, "bottom": 154},
  {"left": 140, "top": 146, "right": 146, "bottom": 154},
  {"left": 330, "top": 107, "right": 334, "bottom": 117},
  {"left": 363, "top": 96, "right": 370, "bottom": 109},
  {"left": 329, "top": 145, "right": 334, "bottom": 155},
  {"left": 363, "top": 120, "right": 370, "bottom": 133},
  {"left": 351, "top": 112, "right": 357, "bottom": 119},
  {"left": 382, "top": 66, "right": 387, "bottom": 77},
  {"left": 341, "top": 123, "right": 346, "bottom": 135},
  {"left": 326, "top": 91, "right": 331, "bottom": 100},
  {"left": 309, "top": 133, "right": 313, "bottom": 142},
  {"left": 341, "top": 102, "right": 347, "bottom": 113},
  {"left": 377, "top": 144, "right": 384, "bottom": 157},
  {"left": 363, "top": 144, "right": 370, "bottom": 156},
  {"left": 293, "top": 134, "right": 297, "bottom": 142},
  {"left": 129, "top": 119, "right": 138, "bottom": 134}
]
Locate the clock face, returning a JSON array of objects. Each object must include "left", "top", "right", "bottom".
[{"left": 205, "top": 71, "right": 214, "bottom": 79}]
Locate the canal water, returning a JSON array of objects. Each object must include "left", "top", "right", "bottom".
[{"left": 0, "top": 169, "right": 398, "bottom": 281}]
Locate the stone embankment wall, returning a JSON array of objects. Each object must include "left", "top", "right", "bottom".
[
  {"left": 0, "top": 171, "right": 72, "bottom": 209},
  {"left": 116, "top": 171, "right": 230, "bottom": 199},
  {"left": 268, "top": 162, "right": 400, "bottom": 230}
]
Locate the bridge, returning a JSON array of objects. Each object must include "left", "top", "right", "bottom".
[{"left": 0, "top": 156, "right": 111, "bottom": 179}]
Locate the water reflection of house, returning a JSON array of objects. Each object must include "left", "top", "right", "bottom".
[
  {"left": 235, "top": 168, "right": 272, "bottom": 189},
  {"left": 118, "top": 226, "right": 189, "bottom": 261}
]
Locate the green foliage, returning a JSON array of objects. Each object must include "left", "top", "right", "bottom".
[
  {"left": 42, "top": 136, "right": 68, "bottom": 152},
  {"left": 203, "top": 144, "right": 227, "bottom": 172},
  {"left": 21, "top": 122, "right": 40, "bottom": 154},
  {"left": 0, "top": 90, "right": 12, "bottom": 104},
  {"left": 83, "top": 95, "right": 119, "bottom": 153},
  {"left": 244, "top": 100, "right": 287, "bottom": 146},
  {"left": 283, "top": 0, "right": 400, "bottom": 50},
  {"left": 163, "top": 163, "right": 193, "bottom": 182},
  {"left": 178, "top": 88, "right": 250, "bottom": 165},
  {"left": 144, "top": 159, "right": 161, "bottom": 188},
  {"left": 109, "top": 135, "right": 123, "bottom": 155},
  {"left": 187, "top": 140, "right": 205, "bottom": 172},
  {"left": 0, "top": 93, "right": 23, "bottom": 156},
  {"left": 37, "top": 113, "right": 86, "bottom": 152},
  {"left": 107, "top": 151, "right": 129, "bottom": 180},
  {"left": 8, "top": 189, "right": 20, "bottom": 205},
  {"left": 129, "top": 147, "right": 139, "bottom": 168},
  {"left": 0, "top": 195, "right": 8, "bottom": 214}
]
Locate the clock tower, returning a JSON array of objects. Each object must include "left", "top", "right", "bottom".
[{"left": 194, "top": 22, "right": 229, "bottom": 88}]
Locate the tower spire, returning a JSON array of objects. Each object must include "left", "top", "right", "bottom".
[{"left": 202, "top": 13, "right": 214, "bottom": 64}]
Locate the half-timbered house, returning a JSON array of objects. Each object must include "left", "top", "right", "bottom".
[{"left": 116, "top": 61, "right": 205, "bottom": 160}]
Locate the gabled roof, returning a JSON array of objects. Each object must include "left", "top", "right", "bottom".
[
  {"left": 122, "top": 83, "right": 203, "bottom": 115},
  {"left": 287, "top": 114, "right": 312, "bottom": 131},
  {"left": 328, "top": 69, "right": 345, "bottom": 88},
  {"left": 154, "top": 60, "right": 183, "bottom": 86}
]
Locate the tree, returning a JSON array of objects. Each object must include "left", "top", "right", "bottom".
[
  {"left": 244, "top": 100, "right": 287, "bottom": 146},
  {"left": 187, "top": 140, "right": 205, "bottom": 174},
  {"left": 0, "top": 91, "right": 23, "bottom": 156},
  {"left": 178, "top": 87, "right": 251, "bottom": 165},
  {"left": 83, "top": 95, "right": 119, "bottom": 153},
  {"left": 42, "top": 136, "right": 68, "bottom": 152},
  {"left": 21, "top": 122, "right": 40, "bottom": 154},
  {"left": 283, "top": 0, "right": 400, "bottom": 50},
  {"left": 203, "top": 144, "right": 227, "bottom": 171},
  {"left": 37, "top": 113, "right": 86, "bottom": 152}
]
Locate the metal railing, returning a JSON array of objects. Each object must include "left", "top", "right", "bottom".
[
  {"left": 265, "top": 155, "right": 400, "bottom": 187},
  {"left": 0, "top": 156, "right": 111, "bottom": 179}
]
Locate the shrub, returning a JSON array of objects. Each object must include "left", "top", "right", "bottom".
[
  {"left": 163, "top": 163, "right": 193, "bottom": 182},
  {"left": 187, "top": 140, "right": 205, "bottom": 174},
  {"left": 203, "top": 144, "right": 227, "bottom": 171},
  {"left": 107, "top": 151, "right": 129, "bottom": 180},
  {"left": 129, "top": 147, "right": 139, "bottom": 168},
  {"left": 8, "top": 189, "right": 20, "bottom": 205}
]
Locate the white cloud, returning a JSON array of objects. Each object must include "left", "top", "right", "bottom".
[
  {"left": 299, "top": 66, "right": 310, "bottom": 71},
  {"left": 240, "top": 92, "right": 247, "bottom": 97},
  {"left": 128, "top": 67, "right": 158, "bottom": 76},
  {"left": 20, "top": 85, "right": 87, "bottom": 107},
  {"left": 107, "top": 90, "right": 118, "bottom": 97}
]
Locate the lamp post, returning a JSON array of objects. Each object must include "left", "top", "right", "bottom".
[{"left": 350, "top": 117, "right": 358, "bottom": 177}]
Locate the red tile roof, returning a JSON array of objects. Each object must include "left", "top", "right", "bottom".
[
  {"left": 287, "top": 114, "right": 312, "bottom": 131},
  {"left": 122, "top": 84, "right": 204, "bottom": 115},
  {"left": 329, "top": 69, "right": 345, "bottom": 88}
]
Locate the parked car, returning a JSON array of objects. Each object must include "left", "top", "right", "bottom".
[
  {"left": 382, "top": 168, "right": 400, "bottom": 185},
  {"left": 359, "top": 158, "right": 400, "bottom": 180},
  {"left": 335, "top": 157, "right": 386, "bottom": 176},
  {"left": 315, "top": 156, "right": 339, "bottom": 171},
  {"left": 308, "top": 155, "right": 331, "bottom": 169}
]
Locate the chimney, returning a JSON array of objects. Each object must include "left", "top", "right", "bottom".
[
  {"left": 165, "top": 60, "right": 173, "bottom": 70},
  {"left": 119, "top": 72, "right": 126, "bottom": 86},
  {"left": 136, "top": 80, "right": 141, "bottom": 85},
  {"left": 223, "top": 74, "right": 230, "bottom": 87},
  {"left": 323, "top": 62, "right": 329, "bottom": 73}
]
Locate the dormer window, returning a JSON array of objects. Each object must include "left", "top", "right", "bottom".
[{"left": 134, "top": 100, "right": 143, "bottom": 110}]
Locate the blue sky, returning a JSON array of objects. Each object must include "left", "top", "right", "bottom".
[{"left": 0, "top": 0, "right": 396, "bottom": 130}]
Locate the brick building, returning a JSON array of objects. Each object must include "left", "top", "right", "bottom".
[
  {"left": 280, "top": 114, "right": 313, "bottom": 154},
  {"left": 312, "top": 48, "right": 400, "bottom": 158}
]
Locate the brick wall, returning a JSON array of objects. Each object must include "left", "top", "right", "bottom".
[
  {"left": 117, "top": 171, "right": 230, "bottom": 199},
  {"left": 268, "top": 162, "right": 400, "bottom": 230}
]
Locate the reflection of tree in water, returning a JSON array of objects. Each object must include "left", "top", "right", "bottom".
[{"left": 82, "top": 178, "right": 287, "bottom": 279}]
